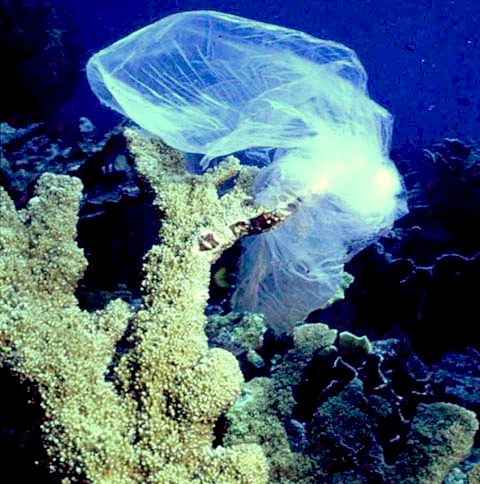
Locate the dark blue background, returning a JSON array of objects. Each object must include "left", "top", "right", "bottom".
[{"left": 65, "top": 0, "right": 479, "bottom": 149}]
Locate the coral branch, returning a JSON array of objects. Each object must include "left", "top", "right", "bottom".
[{"left": 0, "top": 129, "right": 273, "bottom": 482}]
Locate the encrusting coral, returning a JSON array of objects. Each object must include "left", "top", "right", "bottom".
[
  {"left": 0, "top": 127, "right": 279, "bottom": 483},
  {"left": 222, "top": 322, "right": 479, "bottom": 483}
]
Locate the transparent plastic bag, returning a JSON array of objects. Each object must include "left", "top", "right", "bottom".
[
  {"left": 87, "top": 11, "right": 407, "bottom": 330},
  {"left": 87, "top": 10, "right": 369, "bottom": 166}
]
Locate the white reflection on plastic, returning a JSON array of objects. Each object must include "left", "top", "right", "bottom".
[{"left": 87, "top": 10, "right": 407, "bottom": 331}]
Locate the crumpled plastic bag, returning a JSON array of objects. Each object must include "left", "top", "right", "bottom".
[{"left": 87, "top": 11, "right": 407, "bottom": 331}]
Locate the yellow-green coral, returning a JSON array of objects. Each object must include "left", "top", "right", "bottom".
[
  {"left": 0, "top": 128, "right": 271, "bottom": 483},
  {"left": 467, "top": 463, "right": 480, "bottom": 483},
  {"left": 390, "top": 402, "right": 479, "bottom": 483},
  {"left": 224, "top": 377, "right": 314, "bottom": 483},
  {"left": 223, "top": 323, "right": 339, "bottom": 483},
  {"left": 0, "top": 174, "right": 137, "bottom": 481}
]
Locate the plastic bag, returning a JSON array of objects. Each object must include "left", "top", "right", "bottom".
[
  {"left": 87, "top": 11, "right": 407, "bottom": 330},
  {"left": 87, "top": 10, "right": 370, "bottom": 166}
]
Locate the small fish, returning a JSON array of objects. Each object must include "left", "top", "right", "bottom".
[{"left": 213, "top": 267, "right": 230, "bottom": 288}]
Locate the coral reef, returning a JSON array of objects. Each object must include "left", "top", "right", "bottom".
[
  {"left": 0, "top": 119, "right": 159, "bottom": 310},
  {"left": 392, "top": 402, "right": 479, "bottom": 483},
  {"left": 1, "top": 123, "right": 478, "bottom": 483},
  {"left": 219, "top": 321, "right": 479, "bottom": 483},
  {"left": 0, "top": 128, "right": 275, "bottom": 482},
  {"left": 207, "top": 312, "right": 268, "bottom": 379},
  {"left": 0, "top": 119, "right": 130, "bottom": 208}
]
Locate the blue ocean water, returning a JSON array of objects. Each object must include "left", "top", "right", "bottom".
[{"left": 62, "top": 0, "right": 480, "bottom": 148}]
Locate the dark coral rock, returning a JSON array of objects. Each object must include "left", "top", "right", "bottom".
[
  {"left": 0, "top": 119, "right": 109, "bottom": 207},
  {"left": 308, "top": 379, "right": 388, "bottom": 482},
  {"left": 76, "top": 135, "right": 158, "bottom": 309},
  {"left": 221, "top": 320, "right": 478, "bottom": 482},
  {"left": 389, "top": 138, "right": 480, "bottom": 260},
  {"left": 409, "top": 252, "right": 480, "bottom": 358},
  {"left": 290, "top": 332, "right": 437, "bottom": 463},
  {"left": 0, "top": 0, "right": 82, "bottom": 125},
  {"left": 310, "top": 139, "right": 480, "bottom": 360}
]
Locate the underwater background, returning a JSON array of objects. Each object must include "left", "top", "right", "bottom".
[
  {"left": 1, "top": 1, "right": 480, "bottom": 483},
  {"left": 3, "top": 0, "right": 480, "bottom": 146}
]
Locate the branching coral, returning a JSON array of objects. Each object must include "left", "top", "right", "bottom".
[{"left": 0, "top": 127, "right": 274, "bottom": 483}]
